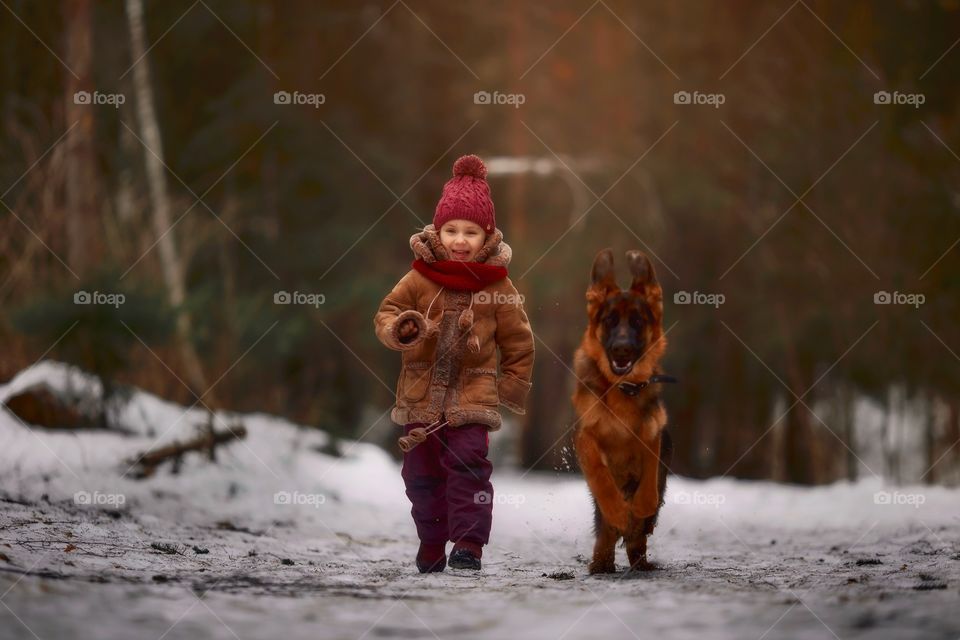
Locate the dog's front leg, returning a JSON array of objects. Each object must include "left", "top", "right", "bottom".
[
  {"left": 575, "top": 429, "right": 629, "bottom": 531},
  {"left": 630, "top": 432, "right": 662, "bottom": 520}
]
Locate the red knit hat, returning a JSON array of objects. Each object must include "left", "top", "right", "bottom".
[{"left": 433, "top": 155, "right": 496, "bottom": 234}]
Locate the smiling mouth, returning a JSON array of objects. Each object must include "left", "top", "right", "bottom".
[
  {"left": 610, "top": 356, "right": 635, "bottom": 375},
  {"left": 451, "top": 249, "right": 471, "bottom": 259}
]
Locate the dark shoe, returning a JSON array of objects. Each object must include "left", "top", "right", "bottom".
[
  {"left": 448, "top": 544, "right": 482, "bottom": 570},
  {"left": 416, "top": 542, "right": 446, "bottom": 573}
]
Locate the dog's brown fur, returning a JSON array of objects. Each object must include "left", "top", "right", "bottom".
[{"left": 571, "top": 248, "right": 672, "bottom": 573}]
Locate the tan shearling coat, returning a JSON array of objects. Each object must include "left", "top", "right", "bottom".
[{"left": 373, "top": 225, "right": 535, "bottom": 431}]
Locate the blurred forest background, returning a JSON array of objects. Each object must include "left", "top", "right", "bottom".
[{"left": 2, "top": 0, "right": 960, "bottom": 486}]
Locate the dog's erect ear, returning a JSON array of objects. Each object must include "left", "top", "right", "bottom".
[
  {"left": 591, "top": 248, "right": 618, "bottom": 292},
  {"left": 627, "top": 250, "right": 657, "bottom": 292}
]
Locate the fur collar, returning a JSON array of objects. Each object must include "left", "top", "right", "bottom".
[{"left": 409, "top": 224, "right": 512, "bottom": 268}]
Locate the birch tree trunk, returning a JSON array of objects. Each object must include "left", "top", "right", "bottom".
[{"left": 124, "top": 0, "right": 214, "bottom": 411}]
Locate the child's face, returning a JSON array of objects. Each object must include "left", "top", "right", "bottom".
[{"left": 440, "top": 220, "right": 486, "bottom": 261}]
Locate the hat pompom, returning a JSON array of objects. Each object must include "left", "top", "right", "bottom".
[{"left": 453, "top": 155, "right": 487, "bottom": 180}]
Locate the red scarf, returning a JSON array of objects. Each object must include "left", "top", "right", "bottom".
[{"left": 412, "top": 258, "right": 507, "bottom": 292}]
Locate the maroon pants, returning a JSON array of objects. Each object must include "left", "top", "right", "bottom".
[{"left": 400, "top": 420, "right": 493, "bottom": 546}]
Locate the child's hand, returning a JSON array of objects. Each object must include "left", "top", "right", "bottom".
[{"left": 397, "top": 318, "right": 420, "bottom": 343}]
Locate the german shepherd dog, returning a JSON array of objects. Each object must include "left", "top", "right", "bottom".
[{"left": 571, "top": 248, "right": 673, "bottom": 573}]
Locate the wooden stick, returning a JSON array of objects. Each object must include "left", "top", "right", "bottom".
[{"left": 398, "top": 418, "right": 449, "bottom": 453}]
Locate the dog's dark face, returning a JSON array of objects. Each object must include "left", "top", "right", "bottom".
[
  {"left": 586, "top": 249, "right": 666, "bottom": 378},
  {"left": 595, "top": 292, "right": 656, "bottom": 374}
]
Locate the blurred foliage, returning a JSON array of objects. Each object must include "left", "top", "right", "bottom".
[{"left": 10, "top": 265, "right": 176, "bottom": 419}]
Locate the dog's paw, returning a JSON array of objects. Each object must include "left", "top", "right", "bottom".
[
  {"left": 588, "top": 558, "right": 617, "bottom": 574},
  {"left": 627, "top": 558, "right": 659, "bottom": 572}
]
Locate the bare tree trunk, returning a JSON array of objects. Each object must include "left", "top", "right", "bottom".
[
  {"left": 841, "top": 384, "right": 858, "bottom": 482},
  {"left": 506, "top": 7, "right": 528, "bottom": 244},
  {"left": 63, "top": 0, "right": 101, "bottom": 274},
  {"left": 124, "top": 0, "right": 212, "bottom": 407},
  {"left": 948, "top": 399, "right": 960, "bottom": 485},
  {"left": 770, "top": 394, "right": 787, "bottom": 482},
  {"left": 924, "top": 391, "right": 937, "bottom": 485},
  {"left": 522, "top": 330, "right": 572, "bottom": 470},
  {"left": 784, "top": 401, "right": 816, "bottom": 484},
  {"left": 775, "top": 302, "right": 816, "bottom": 485},
  {"left": 882, "top": 386, "right": 901, "bottom": 484}
]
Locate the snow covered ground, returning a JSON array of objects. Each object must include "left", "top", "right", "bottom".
[{"left": 1, "top": 361, "right": 958, "bottom": 639}]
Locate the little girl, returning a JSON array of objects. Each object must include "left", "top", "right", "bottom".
[{"left": 374, "top": 154, "right": 535, "bottom": 573}]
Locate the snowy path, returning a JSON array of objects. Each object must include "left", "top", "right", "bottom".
[
  {"left": 2, "top": 476, "right": 959, "bottom": 640},
  {"left": 1, "top": 363, "right": 959, "bottom": 639}
]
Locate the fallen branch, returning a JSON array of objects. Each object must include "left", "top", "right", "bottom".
[{"left": 127, "top": 423, "right": 246, "bottom": 479}]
